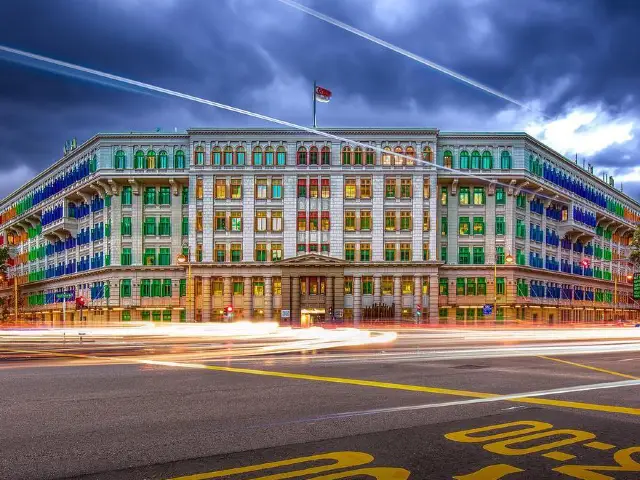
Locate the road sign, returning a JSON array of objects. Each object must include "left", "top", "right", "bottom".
[
  {"left": 482, "top": 304, "right": 493, "bottom": 316},
  {"left": 281, "top": 309, "right": 291, "bottom": 319},
  {"left": 634, "top": 273, "right": 640, "bottom": 300},
  {"left": 56, "top": 293, "right": 72, "bottom": 300}
]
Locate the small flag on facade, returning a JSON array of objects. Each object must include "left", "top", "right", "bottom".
[{"left": 315, "top": 85, "right": 332, "bottom": 102}]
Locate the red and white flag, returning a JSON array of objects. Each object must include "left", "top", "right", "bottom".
[{"left": 315, "top": 85, "right": 332, "bottom": 103}]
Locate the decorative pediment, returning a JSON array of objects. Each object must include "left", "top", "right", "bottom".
[{"left": 276, "top": 253, "right": 347, "bottom": 267}]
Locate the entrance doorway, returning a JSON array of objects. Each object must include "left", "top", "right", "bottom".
[{"left": 301, "top": 308, "right": 326, "bottom": 327}]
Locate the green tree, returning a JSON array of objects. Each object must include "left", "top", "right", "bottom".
[{"left": 630, "top": 227, "right": 640, "bottom": 267}]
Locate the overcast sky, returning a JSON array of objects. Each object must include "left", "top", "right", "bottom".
[{"left": 1, "top": 0, "right": 639, "bottom": 200}]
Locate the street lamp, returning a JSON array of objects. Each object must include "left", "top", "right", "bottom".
[
  {"left": 176, "top": 247, "right": 192, "bottom": 322},
  {"left": 494, "top": 253, "right": 514, "bottom": 324}
]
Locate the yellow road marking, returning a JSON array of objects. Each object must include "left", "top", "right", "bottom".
[
  {"left": 538, "top": 355, "right": 639, "bottom": 380},
  {"left": 543, "top": 451, "right": 576, "bottom": 461},
  {"left": 584, "top": 441, "right": 616, "bottom": 450},
  {"left": 5, "top": 348, "right": 640, "bottom": 417}
]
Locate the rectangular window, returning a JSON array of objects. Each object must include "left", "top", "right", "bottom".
[
  {"left": 151, "top": 280, "right": 161, "bottom": 297},
  {"left": 273, "top": 277, "right": 282, "bottom": 295},
  {"left": 181, "top": 187, "right": 188, "bottom": 205},
  {"left": 215, "top": 179, "right": 226, "bottom": 199},
  {"left": 121, "top": 248, "right": 132, "bottom": 266},
  {"left": 441, "top": 187, "right": 448, "bottom": 205},
  {"left": 122, "top": 186, "right": 133, "bottom": 206},
  {"left": 473, "top": 217, "right": 485, "bottom": 235},
  {"left": 423, "top": 181, "right": 431, "bottom": 199},
  {"left": 381, "top": 276, "right": 393, "bottom": 295},
  {"left": 423, "top": 242, "right": 430, "bottom": 261},
  {"left": 255, "top": 243, "right": 267, "bottom": 262},
  {"left": 212, "top": 279, "right": 223, "bottom": 296},
  {"left": 459, "top": 187, "right": 470, "bottom": 205},
  {"left": 231, "top": 211, "right": 242, "bottom": 232},
  {"left": 467, "top": 278, "right": 476, "bottom": 296},
  {"left": 271, "top": 179, "right": 282, "bottom": 199},
  {"left": 143, "top": 217, "right": 156, "bottom": 236},
  {"left": 477, "top": 278, "right": 486, "bottom": 296},
  {"left": 385, "top": 243, "right": 396, "bottom": 261},
  {"left": 121, "top": 217, "right": 132, "bottom": 236},
  {"left": 496, "top": 277, "right": 506, "bottom": 295},
  {"left": 297, "top": 179, "right": 307, "bottom": 197},
  {"left": 321, "top": 179, "right": 330, "bottom": 198},
  {"left": 158, "top": 186, "right": 171, "bottom": 205},
  {"left": 473, "top": 187, "right": 485, "bottom": 205},
  {"left": 495, "top": 216, "right": 505, "bottom": 235},
  {"left": 158, "top": 247, "right": 170, "bottom": 266},
  {"left": 496, "top": 246, "right": 505, "bottom": 265},
  {"left": 385, "top": 178, "right": 396, "bottom": 198},
  {"left": 423, "top": 211, "right": 430, "bottom": 231},
  {"left": 344, "top": 179, "right": 356, "bottom": 199},
  {"left": 309, "top": 211, "right": 319, "bottom": 231},
  {"left": 344, "top": 277, "right": 353, "bottom": 295},
  {"left": 456, "top": 278, "right": 466, "bottom": 296},
  {"left": 400, "top": 179, "right": 412, "bottom": 198},
  {"left": 144, "top": 187, "right": 156, "bottom": 205},
  {"left": 143, "top": 248, "right": 156, "bottom": 266},
  {"left": 459, "top": 216, "right": 470, "bottom": 235},
  {"left": 360, "top": 178, "right": 372, "bottom": 198},
  {"left": 360, "top": 210, "right": 371, "bottom": 230},
  {"left": 360, "top": 243, "right": 371, "bottom": 261},
  {"left": 158, "top": 217, "right": 171, "bottom": 236},
  {"left": 231, "top": 179, "right": 242, "bottom": 199},
  {"left": 441, "top": 246, "right": 447, "bottom": 263},
  {"left": 196, "top": 178, "right": 204, "bottom": 200},
  {"left": 385, "top": 211, "right": 397, "bottom": 231},
  {"left": 321, "top": 212, "right": 330, "bottom": 231},
  {"left": 362, "top": 276, "right": 373, "bottom": 295},
  {"left": 516, "top": 194, "right": 526, "bottom": 209},
  {"left": 400, "top": 211, "right": 412, "bottom": 231},
  {"left": 213, "top": 244, "right": 225, "bottom": 263},
  {"left": 516, "top": 249, "right": 525, "bottom": 265},
  {"left": 255, "top": 179, "right": 268, "bottom": 199},
  {"left": 473, "top": 246, "right": 485, "bottom": 264},
  {"left": 441, "top": 217, "right": 448, "bottom": 236},
  {"left": 179, "top": 279, "right": 186, "bottom": 297},
  {"left": 215, "top": 211, "right": 226, "bottom": 231},
  {"left": 439, "top": 278, "right": 448, "bottom": 296},
  {"left": 255, "top": 211, "right": 267, "bottom": 232},
  {"left": 140, "top": 279, "right": 151, "bottom": 297},
  {"left": 271, "top": 243, "right": 283, "bottom": 261},
  {"left": 402, "top": 277, "right": 414, "bottom": 294},
  {"left": 271, "top": 211, "right": 283, "bottom": 232},
  {"left": 181, "top": 217, "right": 188, "bottom": 236},
  {"left": 400, "top": 243, "right": 411, "bottom": 261},
  {"left": 345, "top": 243, "right": 355, "bottom": 261},
  {"left": 458, "top": 246, "right": 470, "bottom": 265},
  {"left": 231, "top": 243, "right": 242, "bottom": 262},
  {"left": 516, "top": 219, "right": 526, "bottom": 239},
  {"left": 120, "top": 279, "right": 131, "bottom": 298},
  {"left": 495, "top": 187, "right": 505, "bottom": 205},
  {"left": 309, "top": 179, "right": 319, "bottom": 198}
]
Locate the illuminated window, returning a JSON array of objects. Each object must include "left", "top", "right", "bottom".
[
  {"left": 443, "top": 150, "right": 453, "bottom": 168},
  {"left": 423, "top": 180, "right": 431, "bottom": 199},
  {"left": 345, "top": 179, "right": 356, "bottom": 199},
  {"left": 344, "top": 277, "right": 353, "bottom": 294},
  {"left": 422, "top": 146, "right": 433, "bottom": 162},
  {"left": 345, "top": 211, "right": 356, "bottom": 231},
  {"left": 360, "top": 178, "right": 372, "bottom": 198},
  {"left": 231, "top": 179, "right": 242, "bottom": 199},
  {"left": 196, "top": 210, "right": 203, "bottom": 232},
  {"left": 402, "top": 277, "right": 414, "bottom": 294},
  {"left": 195, "top": 178, "right": 204, "bottom": 200},
  {"left": 381, "top": 276, "right": 393, "bottom": 295},
  {"left": 231, "top": 211, "right": 242, "bottom": 232},
  {"left": 459, "top": 217, "right": 470, "bottom": 235},
  {"left": 297, "top": 212, "right": 306, "bottom": 231},
  {"left": 309, "top": 211, "right": 319, "bottom": 231},
  {"left": 459, "top": 187, "right": 470, "bottom": 205},
  {"left": 473, "top": 187, "right": 485, "bottom": 205},
  {"left": 394, "top": 146, "right": 403, "bottom": 166},
  {"left": 360, "top": 210, "right": 371, "bottom": 230},
  {"left": 423, "top": 242, "right": 430, "bottom": 261},
  {"left": 385, "top": 211, "right": 396, "bottom": 231},
  {"left": 255, "top": 211, "right": 267, "bottom": 232},
  {"left": 215, "top": 179, "right": 226, "bottom": 199},
  {"left": 345, "top": 243, "right": 355, "bottom": 261},
  {"left": 271, "top": 211, "right": 283, "bottom": 231},
  {"left": 253, "top": 278, "right": 265, "bottom": 296},
  {"left": 423, "top": 211, "right": 430, "bottom": 231},
  {"left": 473, "top": 217, "right": 485, "bottom": 235},
  {"left": 255, "top": 178, "right": 268, "bottom": 199},
  {"left": 321, "top": 212, "right": 330, "bottom": 231},
  {"left": 321, "top": 179, "right": 330, "bottom": 198},
  {"left": 405, "top": 146, "right": 416, "bottom": 166},
  {"left": 273, "top": 277, "right": 282, "bottom": 295},
  {"left": 441, "top": 187, "right": 448, "bottom": 205},
  {"left": 360, "top": 243, "right": 371, "bottom": 261},
  {"left": 382, "top": 147, "right": 392, "bottom": 166},
  {"left": 309, "top": 179, "right": 319, "bottom": 198},
  {"left": 215, "top": 211, "right": 225, "bottom": 231}
]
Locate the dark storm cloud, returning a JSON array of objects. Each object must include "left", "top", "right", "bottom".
[{"left": 1, "top": 0, "right": 640, "bottom": 199}]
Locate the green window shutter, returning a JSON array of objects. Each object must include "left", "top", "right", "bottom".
[
  {"left": 122, "top": 186, "right": 132, "bottom": 206},
  {"left": 456, "top": 278, "right": 466, "bottom": 295},
  {"left": 495, "top": 217, "right": 505, "bottom": 235},
  {"left": 179, "top": 279, "right": 186, "bottom": 297}
]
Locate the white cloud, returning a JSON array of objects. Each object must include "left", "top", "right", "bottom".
[{"left": 0, "top": 165, "right": 38, "bottom": 200}]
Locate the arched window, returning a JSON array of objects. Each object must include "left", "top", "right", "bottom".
[
  {"left": 134, "top": 150, "right": 144, "bottom": 169},
  {"left": 174, "top": 150, "right": 185, "bottom": 169},
  {"left": 500, "top": 150, "right": 512, "bottom": 169},
  {"left": 309, "top": 146, "right": 319, "bottom": 165},
  {"left": 114, "top": 150, "right": 125, "bottom": 169},
  {"left": 422, "top": 146, "right": 433, "bottom": 162},
  {"left": 146, "top": 150, "right": 156, "bottom": 169},
  {"left": 236, "top": 146, "right": 245, "bottom": 166},
  {"left": 405, "top": 146, "right": 415, "bottom": 166},
  {"left": 212, "top": 146, "right": 221, "bottom": 166},
  {"left": 394, "top": 146, "right": 403, "bottom": 166},
  {"left": 195, "top": 146, "right": 205, "bottom": 166},
  {"left": 321, "top": 146, "right": 331, "bottom": 165},
  {"left": 459, "top": 151, "right": 470, "bottom": 169},
  {"left": 443, "top": 150, "right": 453, "bottom": 168},
  {"left": 265, "top": 146, "right": 274, "bottom": 166},
  {"left": 471, "top": 150, "right": 481, "bottom": 169},
  {"left": 224, "top": 146, "right": 234, "bottom": 165},
  {"left": 382, "top": 147, "right": 392, "bottom": 166},
  {"left": 297, "top": 146, "right": 307, "bottom": 165},
  {"left": 342, "top": 146, "right": 352, "bottom": 165},
  {"left": 158, "top": 150, "right": 168, "bottom": 169},
  {"left": 253, "top": 146, "right": 263, "bottom": 166},
  {"left": 482, "top": 150, "right": 493, "bottom": 169},
  {"left": 354, "top": 147, "right": 363, "bottom": 165},
  {"left": 276, "top": 146, "right": 286, "bottom": 166},
  {"left": 365, "top": 148, "right": 375, "bottom": 165}
]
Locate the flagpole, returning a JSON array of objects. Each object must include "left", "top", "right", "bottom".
[{"left": 313, "top": 80, "right": 317, "bottom": 128}]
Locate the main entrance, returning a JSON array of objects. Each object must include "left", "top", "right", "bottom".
[{"left": 301, "top": 308, "right": 326, "bottom": 327}]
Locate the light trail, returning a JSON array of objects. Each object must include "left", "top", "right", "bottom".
[
  {"left": 0, "top": 44, "right": 569, "bottom": 207},
  {"left": 276, "top": 0, "right": 545, "bottom": 117}
]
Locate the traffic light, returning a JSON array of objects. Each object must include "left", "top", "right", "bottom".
[
  {"left": 76, "top": 296, "right": 85, "bottom": 308},
  {"left": 416, "top": 304, "right": 422, "bottom": 316},
  {"left": 581, "top": 259, "right": 590, "bottom": 268},
  {"left": 226, "top": 305, "right": 233, "bottom": 314}
]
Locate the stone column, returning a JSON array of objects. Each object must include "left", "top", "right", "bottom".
[
  {"left": 264, "top": 276, "right": 273, "bottom": 321},
  {"left": 223, "top": 275, "right": 232, "bottom": 313},
  {"left": 393, "top": 275, "right": 402, "bottom": 322},
  {"left": 429, "top": 273, "right": 440, "bottom": 325},
  {"left": 373, "top": 274, "right": 381, "bottom": 304},
  {"left": 291, "top": 275, "right": 300, "bottom": 326},
  {"left": 414, "top": 275, "right": 422, "bottom": 323},
  {"left": 202, "top": 276, "right": 211, "bottom": 322},
  {"left": 244, "top": 276, "right": 253, "bottom": 319},
  {"left": 353, "top": 275, "right": 362, "bottom": 327}
]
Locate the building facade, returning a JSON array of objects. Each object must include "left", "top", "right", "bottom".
[{"left": 1, "top": 128, "right": 639, "bottom": 325}]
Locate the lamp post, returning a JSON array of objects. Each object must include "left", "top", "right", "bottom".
[
  {"left": 611, "top": 258, "right": 633, "bottom": 322},
  {"left": 494, "top": 252, "right": 514, "bottom": 324},
  {"left": 177, "top": 246, "right": 192, "bottom": 322}
]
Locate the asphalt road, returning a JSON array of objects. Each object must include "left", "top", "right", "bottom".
[{"left": 1, "top": 328, "right": 639, "bottom": 479}]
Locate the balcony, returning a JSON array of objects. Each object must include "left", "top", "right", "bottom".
[{"left": 42, "top": 217, "right": 78, "bottom": 239}]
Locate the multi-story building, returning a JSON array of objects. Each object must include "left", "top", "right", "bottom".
[{"left": 1, "top": 128, "right": 639, "bottom": 325}]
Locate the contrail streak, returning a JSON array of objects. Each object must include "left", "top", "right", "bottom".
[
  {"left": 0, "top": 44, "right": 564, "bottom": 204},
  {"left": 277, "top": 0, "right": 547, "bottom": 118}
]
